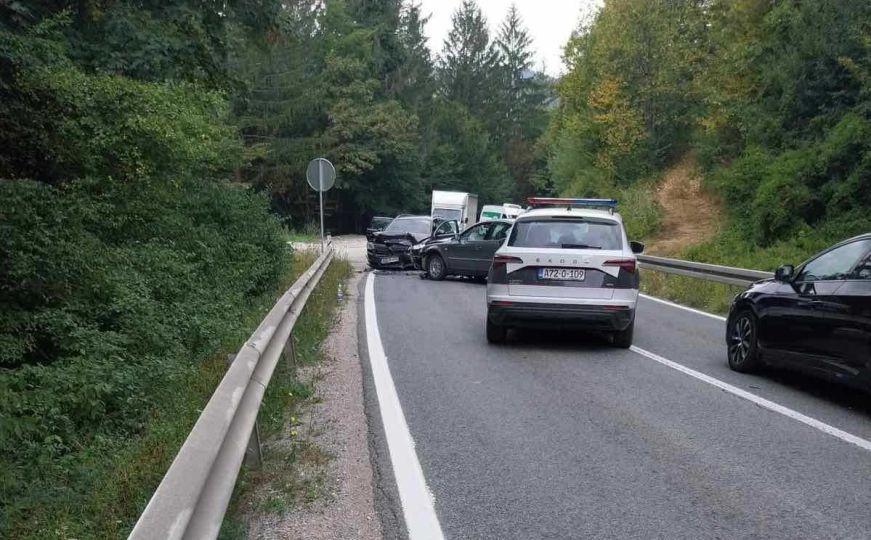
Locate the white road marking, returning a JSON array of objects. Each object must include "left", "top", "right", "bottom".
[
  {"left": 639, "top": 293, "right": 727, "bottom": 322},
  {"left": 630, "top": 345, "right": 871, "bottom": 453},
  {"left": 364, "top": 273, "right": 446, "bottom": 540}
]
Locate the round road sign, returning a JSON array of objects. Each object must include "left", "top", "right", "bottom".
[{"left": 306, "top": 158, "right": 336, "bottom": 192}]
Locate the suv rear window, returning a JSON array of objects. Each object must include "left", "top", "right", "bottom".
[{"left": 508, "top": 219, "right": 622, "bottom": 250}]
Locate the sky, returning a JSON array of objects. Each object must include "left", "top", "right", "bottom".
[{"left": 418, "top": 0, "right": 602, "bottom": 76}]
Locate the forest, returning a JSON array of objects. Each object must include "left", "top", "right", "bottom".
[
  {"left": 549, "top": 0, "right": 871, "bottom": 265},
  {"left": 2, "top": 0, "right": 871, "bottom": 537}
]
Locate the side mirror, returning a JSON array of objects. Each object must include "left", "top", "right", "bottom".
[
  {"left": 775, "top": 264, "right": 795, "bottom": 282},
  {"left": 630, "top": 241, "right": 645, "bottom": 254}
]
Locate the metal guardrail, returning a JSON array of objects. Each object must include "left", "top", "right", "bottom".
[
  {"left": 129, "top": 247, "right": 334, "bottom": 540},
  {"left": 637, "top": 254, "right": 771, "bottom": 287}
]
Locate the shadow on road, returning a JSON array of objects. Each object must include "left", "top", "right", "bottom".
[
  {"left": 507, "top": 328, "right": 616, "bottom": 352},
  {"left": 758, "top": 368, "right": 871, "bottom": 418}
]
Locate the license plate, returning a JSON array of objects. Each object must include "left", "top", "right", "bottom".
[
  {"left": 538, "top": 267, "right": 585, "bottom": 281},
  {"left": 381, "top": 256, "right": 399, "bottom": 264}
]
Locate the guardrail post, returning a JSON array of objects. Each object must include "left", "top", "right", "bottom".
[
  {"left": 288, "top": 333, "right": 298, "bottom": 368},
  {"left": 245, "top": 423, "right": 263, "bottom": 468}
]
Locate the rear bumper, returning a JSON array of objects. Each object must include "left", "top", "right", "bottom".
[{"left": 487, "top": 301, "right": 635, "bottom": 331}]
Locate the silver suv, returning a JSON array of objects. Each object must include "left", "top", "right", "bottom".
[{"left": 485, "top": 198, "right": 644, "bottom": 347}]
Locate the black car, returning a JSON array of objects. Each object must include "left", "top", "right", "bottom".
[
  {"left": 367, "top": 215, "right": 444, "bottom": 269},
  {"left": 366, "top": 216, "right": 393, "bottom": 239},
  {"left": 726, "top": 233, "right": 871, "bottom": 391},
  {"left": 418, "top": 219, "right": 514, "bottom": 280}
]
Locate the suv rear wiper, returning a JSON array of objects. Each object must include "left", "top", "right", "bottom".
[{"left": 561, "top": 243, "right": 601, "bottom": 249}]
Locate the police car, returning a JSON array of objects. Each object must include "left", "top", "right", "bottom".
[{"left": 485, "top": 198, "right": 644, "bottom": 347}]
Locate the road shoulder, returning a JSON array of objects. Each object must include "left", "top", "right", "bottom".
[
  {"left": 244, "top": 262, "right": 382, "bottom": 539},
  {"left": 358, "top": 272, "right": 409, "bottom": 540}
]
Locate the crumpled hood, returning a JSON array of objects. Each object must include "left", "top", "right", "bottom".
[{"left": 372, "top": 231, "right": 428, "bottom": 245}]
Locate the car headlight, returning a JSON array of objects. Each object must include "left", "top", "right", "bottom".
[
  {"left": 412, "top": 243, "right": 425, "bottom": 253},
  {"left": 367, "top": 242, "right": 374, "bottom": 250}
]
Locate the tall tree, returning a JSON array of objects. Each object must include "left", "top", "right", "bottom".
[
  {"left": 348, "top": 0, "right": 406, "bottom": 95},
  {"left": 437, "top": 0, "right": 499, "bottom": 114},
  {"left": 491, "top": 4, "right": 551, "bottom": 199},
  {"left": 396, "top": 1, "right": 434, "bottom": 110},
  {"left": 494, "top": 4, "right": 534, "bottom": 138}
]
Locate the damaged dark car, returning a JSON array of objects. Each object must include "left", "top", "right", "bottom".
[{"left": 367, "top": 215, "right": 444, "bottom": 269}]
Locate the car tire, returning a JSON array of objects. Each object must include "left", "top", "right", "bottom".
[
  {"left": 486, "top": 317, "right": 507, "bottom": 344},
  {"left": 728, "top": 310, "right": 762, "bottom": 372},
  {"left": 426, "top": 254, "right": 447, "bottom": 281},
  {"left": 612, "top": 320, "right": 634, "bottom": 349}
]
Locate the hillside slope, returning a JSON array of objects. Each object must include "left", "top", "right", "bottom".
[{"left": 645, "top": 156, "right": 723, "bottom": 256}]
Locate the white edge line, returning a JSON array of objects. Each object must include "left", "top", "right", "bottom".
[
  {"left": 639, "top": 293, "right": 727, "bottom": 322},
  {"left": 629, "top": 345, "right": 871, "bottom": 453},
  {"left": 365, "top": 273, "right": 446, "bottom": 540}
]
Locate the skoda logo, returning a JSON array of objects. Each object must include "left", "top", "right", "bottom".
[{"left": 535, "top": 258, "right": 581, "bottom": 265}]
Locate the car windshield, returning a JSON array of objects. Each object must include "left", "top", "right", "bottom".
[
  {"left": 508, "top": 219, "right": 622, "bottom": 250},
  {"left": 383, "top": 217, "right": 430, "bottom": 235},
  {"left": 432, "top": 208, "right": 462, "bottom": 222},
  {"left": 370, "top": 217, "right": 392, "bottom": 228}
]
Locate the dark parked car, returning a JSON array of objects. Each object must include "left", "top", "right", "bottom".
[
  {"left": 727, "top": 233, "right": 871, "bottom": 391},
  {"left": 418, "top": 219, "right": 514, "bottom": 280},
  {"left": 366, "top": 216, "right": 393, "bottom": 239},
  {"left": 367, "top": 215, "right": 444, "bottom": 269}
]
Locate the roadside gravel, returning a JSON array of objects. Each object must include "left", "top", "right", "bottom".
[{"left": 246, "top": 237, "right": 381, "bottom": 540}]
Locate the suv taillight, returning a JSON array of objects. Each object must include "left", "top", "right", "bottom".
[
  {"left": 489, "top": 255, "right": 523, "bottom": 284},
  {"left": 604, "top": 259, "right": 637, "bottom": 273}
]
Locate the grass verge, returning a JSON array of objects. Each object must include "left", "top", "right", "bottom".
[
  {"left": 286, "top": 221, "right": 321, "bottom": 243},
  {"left": 641, "top": 223, "right": 861, "bottom": 316},
  {"left": 219, "top": 255, "right": 354, "bottom": 538},
  {"left": 640, "top": 270, "right": 744, "bottom": 316}
]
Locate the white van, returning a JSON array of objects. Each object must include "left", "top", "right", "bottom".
[
  {"left": 431, "top": 191, "right": 479, "bottom": 231},
  {"left": 503, "top": 203, "right": 524, "bottom": 219},
  {"left": 480, "top": 204, "right": 509, "bottom": 221},
  {"left": 481, "top": 203, "right": 524, "bottom": 221}
]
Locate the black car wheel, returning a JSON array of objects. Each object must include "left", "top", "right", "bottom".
[
  {"left": 728, "top": 310, "right": 762, "bottom": 372},
  {"left": 612, "top": 320, "right": 634, "bottom": 349},
  {"left": 426, "top": 254, "right": 447, "bottom": 281},
  {"left": 486, "top": 316, "right": 507, "bottom": 344}
]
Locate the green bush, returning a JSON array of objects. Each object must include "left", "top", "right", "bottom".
[
  {"left": 0, "top": 21, "right": 241, "bottom": 184},
  {"left": 619, "top": 182, "right": 662, "bottom": 240},
  {"left": 0, "top": 177, "right": 288, "bottom": 537},
  {"left": 0, "top": 11, "right": 294, "bottom": 539}
]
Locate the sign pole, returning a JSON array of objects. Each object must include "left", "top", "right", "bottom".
[
  {"left": 306, "top": 157, "right": 334, "bottom": 254},
  {"left": 318, "top": 160, "right": 325, "bottom": 253}
]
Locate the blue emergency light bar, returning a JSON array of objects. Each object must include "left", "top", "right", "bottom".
[{"left": 527, "top": 197, "right": 618, "bottom": 208}]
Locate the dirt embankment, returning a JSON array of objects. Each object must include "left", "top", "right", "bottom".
[{"left": 645, "top": 155, "right": 723, "bottom": 255}]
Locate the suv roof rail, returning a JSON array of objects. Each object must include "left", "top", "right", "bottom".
[{"left": 527, "top": 197, "right": 618, "bottom": 214}]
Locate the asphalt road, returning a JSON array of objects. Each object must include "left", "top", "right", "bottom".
[{"left": 366, "top": 271, "right": 871, "bottom": 540}]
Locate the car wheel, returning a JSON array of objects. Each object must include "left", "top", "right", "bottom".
[
  {"left": 728, "top": 310, "right": 762, "bottom": 372},
  {"left": 486, "top": 316, "right": 507, "bottom": 344},
  {"left": 426, "top": 254, "right": 447, "bottom": 281},
  {"left": 612, "top": 320, "right": 634, "bottom": 349}
]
